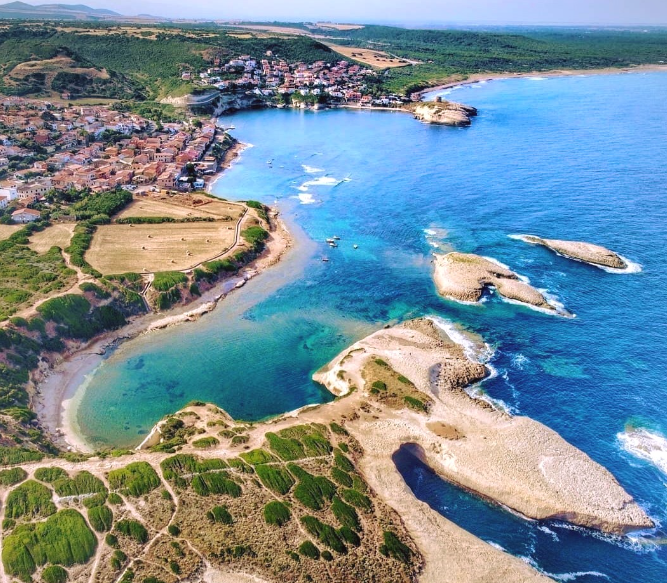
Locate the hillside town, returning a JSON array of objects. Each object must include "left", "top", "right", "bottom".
[
  {"left": 187, "top": 52, "right": 410, "bottom": 107},
  {"left": 0, "top": 96, "right": 227, "bottom": 223}
]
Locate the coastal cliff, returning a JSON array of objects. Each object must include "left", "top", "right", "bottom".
[
  {"left": 514, "top": 235, "right": 629, "bottom": 270},
  {"left": 405, "top": 100, "right": 478, "bottom": 126}
]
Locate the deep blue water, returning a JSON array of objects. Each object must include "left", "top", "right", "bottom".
[{"left": 76, "top": 72, "right": 667, "bottom": 581}]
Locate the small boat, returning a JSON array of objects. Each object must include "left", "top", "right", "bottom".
[
  {"left": 328, "top": 242, "right": 338, "bottom": 248},
  {"left": 326, "top": 238, "right": 335, "bottom": 243},
  {"left": 353, "top": 244, "right": 359, "bottom": 249},
  {"left": 322, "top": 257, "right": 329, "bottom": 262},
  {"left": 333, "top": 235, "right": 341, "bottom": 240}
]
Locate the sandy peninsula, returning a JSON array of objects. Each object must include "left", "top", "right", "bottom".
[
  {"left": 433, "top": 252, "right": 569, "bottom": 315},
  {"left": 513, "top": 234, "right": 630, "bottom": 270}
]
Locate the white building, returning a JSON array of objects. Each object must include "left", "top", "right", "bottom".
[{"left": 12, "top": 208, "right": 41, "bottom": 223}]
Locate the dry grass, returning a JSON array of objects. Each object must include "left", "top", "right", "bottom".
[
  {"left": 0, "top": 225, "right": 21, "bottom": 240},
  {"left": 325, "top": 44, "right": 411, "bottom": 68},
  {"left": 28, "top": 223, "right": 75, "bottom": 254},
  {"left": 315, "top": 23, "right": 365, "bottom": 31},
  {"left": 118, "top": 197, "right": 244, "bottom": 222},
  {"left": 86, "top": 223, "right": 238, "bottom": 274}
]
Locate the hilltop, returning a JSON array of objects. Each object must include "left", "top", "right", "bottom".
[{"left": 0, "top": 2, "right": 121, "bottom": 19}]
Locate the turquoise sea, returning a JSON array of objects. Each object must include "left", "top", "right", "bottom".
[{"left": 75, "top": 72, "right": 667, "bottom": 581}]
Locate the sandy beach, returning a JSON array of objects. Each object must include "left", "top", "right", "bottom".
[{"left": 32, "top": 214, "right": 293, "bottom": 453}]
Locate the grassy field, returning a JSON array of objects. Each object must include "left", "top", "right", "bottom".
[
  {"left": 117, "top": 197, "right": 245, "bottom": 221},
  {"left": 324, "top": 43, "right": 411, "bottom": 68},
  {"left": 86, "top": 222, "right": 238, "bottom": 273},
  {"left": 28, "top": 224, "right": 75, "bottom": 254},
  {"left": 0, "top": 225, "right": 22, "bottom": 241}
]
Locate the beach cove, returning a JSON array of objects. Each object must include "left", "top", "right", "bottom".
[{"left": 59, "top": 71, "right": 667, "bottom": 580}]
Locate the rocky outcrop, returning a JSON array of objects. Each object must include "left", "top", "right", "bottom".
[
  {"left": 515, "top": 235, "right": 628, "bottom": 270},
  {"left": 406, "top": 100, "right": 478, "bottom": 126},
  {"left": 433, "top": 252, "right": 570, "bottom": 315},
  {"left": 160, "top": 91, "right": 266, "bottom": 115},
  {"left": 313, "top": 318, "right": 654, "bottom": 536}
]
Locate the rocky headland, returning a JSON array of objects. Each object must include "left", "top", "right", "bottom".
[
  {"left": 405, "top": 99, "right": 478, "bottom": 126},
  {"left": 432, "top": 252, "right": 569, "bottom": 315},
  {"left": 514, "top": 235, "right": 629, "bottom": 270}
]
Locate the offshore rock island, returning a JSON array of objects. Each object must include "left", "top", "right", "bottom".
[
  {"left": 432, "top": 252, "right": 570, "bottom": 315},
  {"left": 514, "top": 235, "right": 630, "bottom": 270}
]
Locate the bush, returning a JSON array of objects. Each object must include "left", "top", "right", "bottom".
[
  {"left": 289, "top": 464, "right": 336, "bottom": 511},
  {"left": 330, "top": 468, "right": 353, "bottom": 488},
  {"left": 380, "top": 531, "right": 412, "bottom": 564},
  {"left": 298, "top": 541, "right": 320, "bottom": 560},
  {"left": 0, "top": 447, "right": 43, "bottom": 465},
  {"left": 72, "top": 190, "right": 133, "bottom": 220},
  {"left": 2, "top": 509, "right": 96, "bottom": 581},
  {"left": 191, "top": 473, "right": 241, "bottom": 497},
  {"left": 152, "top": 271, "right": 187, "bottom": 292},
  {"left": 266, "top": 432, "right": 305, "bottom": 461},
  {"left": 404, "top": 396, "right": 428, "bottom": 412},
  {"left": 203, "top": 259, "right": 236, "bottom": 274},
  {"left": 105, "top": 533, "right": 118, "bottom": 547},
  {"left": 0, "top": 467, "right": 27, "bottom": 486},
  {"left": 108, "top": 462, "right": 161, "bottom": 497},
  {"left": 331, "top": 496, "right": 360, "bottom": 531},
  {"left": 300, "top": 516, "right": 347, "bottom": 554},
  {"left": 340, "top": 488, "right": 372, "bottom": 512},
  {"left": 42, "top": 565, "right": 68, "bottom": 583},
  {"left": 239, "top": 449, "right": 276, "bottom": 465},
  {"left": 254, "top": 465, "right": 294, "bottom": 495},
  {"left": 263, "top": 501, "right": 291, "bottom": 526},
  {"left": 322, "top": 550, "right": 333, "bottom": 562},
  {"left": 334, "top": 451, "right": 355, "bottom": 473},
  {"left": 34, "top": 467, "right": 68, "bottom": 483},
  {"left": 52, "top": 471, "right": 106, "bottom": 497},
  {"left": 167, "top": 524, "right": 180, "bottom": 536},
  {"left": 371, "top": 380, "right": 387, "bottom": 392},
  {"left": 160, "top": 454, "right": 227, "bottom": 480},
  {"left": 192, "top": 436, "right": 219, "bottom": 449},
  {"left": 329, "top": 422, "right": 348, "bottom": 436},
  {"left": 88, "top": 505, "right": 113, "bottom": 532},
  {"left": 107, "top": 493, "right": 123, "bottom": 505},
  {"left": 5, "top": 480, "right": 56, "bottom": 519},
  {"left": 115, "top": 519, "right": 148, "bottom": 543},
  {"left": 79, "top": 282, "right": 110, "bottom": 299},
  {"left": 338, "top": 525, "right": 361, "bottom": 547},
  {"left": 206, "top": 505, "right": 233, "bottom": 525},
  {"left": 241, "top": 226, "right": 269, "bottom": 251}
]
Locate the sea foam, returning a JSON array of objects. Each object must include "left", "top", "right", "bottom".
[
  {"left": 302, "top": 165, "right": 324, "bottom": 174},
  {"left": 618, "top": 426, "right": 667, "bottom": 476}
]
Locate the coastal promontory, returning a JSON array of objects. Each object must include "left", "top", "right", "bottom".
[
  {"left": 514, "top": 235, "right": 629, "bottom": 270},
  {"left": 405, "top": 100, "right": 478, "bottom": 126},
  {"left": 433, "top": 252, "right": 569, "bottom": 314}
]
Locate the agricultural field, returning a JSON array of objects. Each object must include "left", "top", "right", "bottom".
[
  {"left": 324, "top": 44, "right": 411, "bottom": 68},
  {"left": 28, "top": 223, "right": 76, "bottom": 254},
  {"left": 117, "top": 197, "right": 245, "bottom": 221},
  {"left": 86, "top": 222, "right": 238, "bottom": 274},
  {"left": 315, "top": 23, "right": 365, "bottom": 31},
  {"left": 0, "top": 225, "right": 22, "bottom": 240}
]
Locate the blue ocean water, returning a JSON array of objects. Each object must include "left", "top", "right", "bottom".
[{"left": 76, "top": 72, "right": 667, "bottom": 580}]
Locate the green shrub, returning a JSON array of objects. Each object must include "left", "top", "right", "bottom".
[
  {"left": 41, "top": 565, "right": 68, "bottom": 583},
  {"left": 160, "top": 454, "right": 227, "bottom": 480},
  {"left": 338, "top": 526, "right": 361, "bottom": 547},
  {"left": 34, "top": 467, "right": 68, "bottom": 483},
  {"left": 169, "top": 560, "right": 180, "bottom": 574},
  {"left": 254, "top": 465, "right": 294, "bottom": 495},
  {"left": 263, "top": 501, "right": 291, "bottom": 526},
  {"left": 115, "top": 519, "right": 148, "bottom": 543},
  {"left": 192, "top": 436, "right": 219, "bottom": 449},
  {"left": 79, "top": 282, "right": 110, "bottom": 299},
  {"left": 298, "top": 541, "right": 320, "bottom": 560},
  {"left": 2, "top": 509, "right": 96, "bottom": 581},
  {"left": 5, "top": 480, "right": 56, "bottom": 519},
  {"left": 239, "top": 448, "right": 276, "bottom": 465},
  {"left": 300, "top": 516, "right": 347, "bottom": 554},
  {"left": 0, "top": 447, "right": 43, "bottom": 465},
  {"left": 191, "top": 473, "right": 241, "bottom": 497},
  {"left": 152, "top": 271, "right": 187, "bottom": 292},
  {"left": 231, "top": 434, "right": 249, "bottom": 445},
  {"left": 109, "top": 549, "right": 126, "bottom": 570},
  {"left": 105, "top": 533, "right": 118, "bottom": 547},
  {"left": 206, "top": 505, "right": 233, "bottom": 525},
  {"left": 334, "top": 451, "right": 355, "bottom": 473},
  {"left": 322, "top": 550, "right": 333, "bottom": 561},
  {"left": 371, "top": 380, "right": 387, "bottom": 392},
  {"left": 329, "top": 422, "right": 348, "bottom": 436},
  {"left": 340, "top": 489, "right": 372, "bottom": 512},
  {"left": 352, "top": 475, "right": 368, "bottom": 493},
  {"left": 0, "top": 467, "right": 27, "bottom": 486},
  {"left": 338, "top": 442, "right": 349, "bottom": 453},
  {"left": 53, "top": 471, "right": 106, "bottom": 497},
  {"left": 167, "top": 524, "right": 180, "bottom": 536},
  {"left": 330, "top": 468, "right": 353, "bottom": 488},
  {"left": 331, "top": 496, "right": 360, "bottom": 531},
  {"left": 266, "top": 432, "right": 305, "bottom": 460},
  {"left": 404, "top": 396, "right": 428, "bottom": 412},
  {"left": 203, "top": 259, "right": 236, "bottom": 274},
  {"left": 107, "top": 492, "right": 123, "bottom": 505},
  {"left": 108, "top": 462, "right": 160, "bottom": 496},
  {"left": 241, "top": 226, "right": 269, "bottom": 251},
  {"left": 380, "top": 531, "right": 412, "bottom": 564},
  {"left": 289, "top": 464, "right": 336, "bottom": 511},
  {"left": 88, "top": 505, "right": 113, "bottom": 532}
]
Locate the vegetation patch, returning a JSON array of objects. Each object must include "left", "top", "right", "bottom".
[
  {"left": 34, "top": 467, "right": 68, "bottom": 483},
  {"left": 108, "top": 462, "right": 161, "bottom": 497},
  {"left": 239, "top": 448, "right": 277, "bottom": 465},
  {"left": 263, "top": 500, "right": 291, "bottom": 526},
  {"left": 206, "top": 505, "right": 233, "bottom": 525},
  {"left": 41, "top": 565, "right": 68, "bottom": 583},
  {"left": 289, "top": 464, "right": 337, "bottom": 511},
  {"left": 192, "top": 436, "right": 219, "bottom": 449},
  {"left": 331, "top": 496, "right": 361, "bottom": 531},
  {"left": 115, "top": 519, "right": 149, "bottom": 544},
  {"left": 254, "top": 464, "right": 295, "bottom": 495},
  {"left": 380, "top": 531, "right": 412, "bottom": 564},
  {"left": 340, "top": 488, "right": 373, "bottom": 512},
  {"left": 300, "top": 516, "right": 347, "bottom": 554},
  {"left": 191, "top": 472, "right": 241, "bottom": 497},
  {"left": 0, "top": 467, "right": 27, "bottom": 486},
  {"left": 298, "top": 541, "right": 320, "bottom": 560},
  {"left": 5, "top": 480, "right": 56, "bottom": 519},
  {"left": 2, "top": 509, "right": 96, "bottom": 581},
  {"left": 52, "top": 470, "right": 106, "bottom": 497},
  {"left": 160, "top": 454, "right": 227, "bottom": 481},
  {"left": 152, "top": 271, "right": 188, "bottom": 292},
  {"left": 88, "top": 505, "right": 113, "bottom": 532}
]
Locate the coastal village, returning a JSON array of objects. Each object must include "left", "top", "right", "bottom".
[
  {"left": 186, "top": 51, "right": 410, "bottom": 107},
  {"left": 0, "top": 96, "right": 225, "bottom": 222}
]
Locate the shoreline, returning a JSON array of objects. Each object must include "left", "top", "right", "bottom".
[
  {"left": 33, "top": 212, "right": 294, "bottom": 453},
  {"left": 416, "top": 64, "right": 667, "bottom": 98},
  {"left": 206, "top": 139, "right": 249, "bottom": 194}
]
